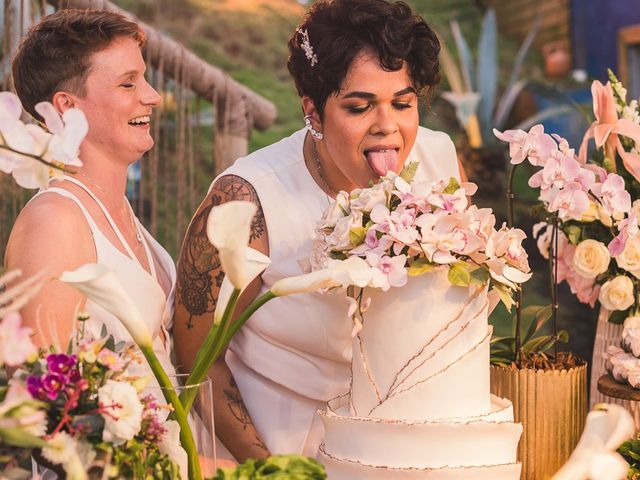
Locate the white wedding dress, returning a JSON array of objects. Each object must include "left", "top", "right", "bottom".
[{"left": 214, "top": 126, "right": 461, "bottom": 455}]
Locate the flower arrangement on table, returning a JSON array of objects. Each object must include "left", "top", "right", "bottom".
[
  {"left": 0, "top": 90, "right": 351, "bottom": 478},
  {"left": 494, "top": 70, "right": 640, "bottom": 386},
  {"left": 310, "top": 164, "right": 533, "bottom": 321},
  {"left": 0, "top": 309, "right": 186, "bottom": 479}
]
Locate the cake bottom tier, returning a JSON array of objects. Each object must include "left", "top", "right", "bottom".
[
  {"left": 318, "top": 394, "right": 522, "bottom": 479},
  {"left": 318, "top": 449, "right": 522, "bottom": 480}
]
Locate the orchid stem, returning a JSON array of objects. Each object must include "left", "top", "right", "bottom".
[
  {"left": 507, "top": 163, "right": 523, "bottom": 366},
  {"left": 140, "top": 345, "right": 202, "bottom": 480},
  {"left": 0, "top": 143, "right": 77, "bottom": 174}
]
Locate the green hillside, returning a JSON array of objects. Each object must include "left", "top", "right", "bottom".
[{"left": 112, "top": 0, "right": 492, "bottom": 151}]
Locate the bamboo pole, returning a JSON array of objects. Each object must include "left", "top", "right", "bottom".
[{"left": 47, "top": 0, "right": 277, "bottom": 132}]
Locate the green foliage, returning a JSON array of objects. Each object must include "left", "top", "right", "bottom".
[
  {"left": 618, "top": 438, "right": 640, "bottom": 479},
  {"left": 213, "top": 454, "right": 327, "bottom": 480},
  {"left": 490, "top": 304, "right": 569, "bottom": 365}
]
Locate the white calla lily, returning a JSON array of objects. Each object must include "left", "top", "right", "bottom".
[
  {"left": 60, "top": 263, "right": 152, "bottom": 347},
  {"left": 213, "top": 275, "right": 236, "bottom": 325},
  {"left": 271, "top": 256, "right": 385, "bottom": 296},
  {"left": 551, "top": 404, "right": 634, "bottom": 480},
  {"left": 206, "top": 201, "right": 269, "bottom": 289}
]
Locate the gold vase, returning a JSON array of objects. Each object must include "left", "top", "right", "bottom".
[{"left": 490, "top": 362, "right": 588, "bottom": 480}]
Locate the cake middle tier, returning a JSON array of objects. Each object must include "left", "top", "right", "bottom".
[{"left": 350, "top": 271, "right": 492, "bottom": 421}]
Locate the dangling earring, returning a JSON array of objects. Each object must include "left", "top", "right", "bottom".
[{"left": 304, "top": 114, "right": 324, "bottom": 140}]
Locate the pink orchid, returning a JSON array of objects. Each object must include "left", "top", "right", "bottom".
[
  {"left": 609, "top": 210, "right": 639, "bottom": 256},
  {"left": 579, "top": 80, "right": 640, "bottom": 181},
  {"left": 549, "top": 182, "right": 590, "bottom": 220},
  {"left": 493, "top": 124, "right": 557, "bottom": 166},
  {"left": 366, "top": 253, "right": 408, "bottom": 289},
  {"left": 590, "top": 173, "right": 632, "bottom": 216}
]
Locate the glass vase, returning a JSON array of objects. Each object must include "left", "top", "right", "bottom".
[{"left": 146, "top": 373, "right": 217, "bottom": 477}]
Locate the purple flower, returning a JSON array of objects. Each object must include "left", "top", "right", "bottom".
[
  {"left": 26, "top": 375, "right": 44, "bottom": 399},
  {"left": 46, "top": 353, "right": 77, "bottom": 376},
  {"left": 27, "top": 372, "right": 67, "bottom": 401}
]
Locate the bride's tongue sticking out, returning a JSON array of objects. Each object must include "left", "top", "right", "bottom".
[{"left": 366, "top": 149, "right": 398, "bottom": 177}]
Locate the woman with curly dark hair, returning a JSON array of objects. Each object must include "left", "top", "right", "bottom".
[{"left": 175, "top": 0, "right": 464, "bottom": 461}]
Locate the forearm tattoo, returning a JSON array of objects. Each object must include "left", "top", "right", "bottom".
[
  {"left": 177, "top": 175, "right": 266, "bottom": 329},
  {"left": 224, "top": 377, "right": 269, "bottom": 453}
]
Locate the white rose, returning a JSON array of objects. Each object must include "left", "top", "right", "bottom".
[
  {"left": 350, "top": 183, "right": 387, "bottom": 211},
  {"left": 98, "top": 380, "right": 143, "bottom": 445},
  {"left": 616, "top": 234, "right": 640, "bottom": 278},
  {"left": 599, "top": 275, "right": 635, "bottom": 311},
  {"left": 572, "top": 239, "right": 610, "bottom": 279},
  {"left": 318, "top": 191, "right": 350, "bottom": 229},
  {"left": 622, "top": 316, "right": 640, "bottom": 357},
  {"left": 326, "top": 209, "right": 363, "bottom": 250}
]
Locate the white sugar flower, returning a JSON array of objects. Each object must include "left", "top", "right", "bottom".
[{"left": 98, "top": 380, "right": 144, "bottom": 445}]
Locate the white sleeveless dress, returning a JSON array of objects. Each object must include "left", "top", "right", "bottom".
[
  {"left": 32, "top": 176, "right": 177, "bottom": 386},
  {"left": 214, "top": 126, "right": 460, "bottom": 456}
]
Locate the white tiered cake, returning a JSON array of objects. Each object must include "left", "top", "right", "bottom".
[{"left": 318, "top": 270, "right": 522, "bottom": 479}]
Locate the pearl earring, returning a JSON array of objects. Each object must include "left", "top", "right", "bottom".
[{"left": 304, "top": 114, "right": 324, "bottom": 140}]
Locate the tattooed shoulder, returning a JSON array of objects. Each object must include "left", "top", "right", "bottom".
[
  {"left": 176, "top": 175, "right": 266, "bottom": 327},
  {"left": 213, "top": 175, "right": 266, "bottom": 242}
]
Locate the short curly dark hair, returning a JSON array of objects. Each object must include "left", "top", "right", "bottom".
[
  {"left": 11, "top": 9, "right": 145, "bottom": 121},
  {"left": 287, "top": 0, "right": 440, "bottom": 118}
]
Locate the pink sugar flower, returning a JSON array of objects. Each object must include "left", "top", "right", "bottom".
[
  {"left": 579, "top": 80, "right": 640, "bottom": 181},
  {"left": 366, "top": 253, "right": 408, "bottom": 289},
  {"left": 549, "top": 182, "right": 590, "bottom": 220}
]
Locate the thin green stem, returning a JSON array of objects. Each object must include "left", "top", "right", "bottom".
[
  {"left": 222, "top": 291, "right": 276, "bottom": 345},
  {"left": 140, "top": 345, "right": 201, "bottom": 480},
  {"left": 0, "top": 143, "right": 77, "bottom": 174}
]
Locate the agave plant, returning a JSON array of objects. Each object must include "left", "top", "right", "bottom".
[{"left": 441, "top": 8, "right": 577, "bottom": 148}]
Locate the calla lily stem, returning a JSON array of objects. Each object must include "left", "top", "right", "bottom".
[
  {"left": 181, "top": 290, "right": 277, "bottom": 414},
  {"left": 139, "top": 345, "right": 202, "bottom": 480}
]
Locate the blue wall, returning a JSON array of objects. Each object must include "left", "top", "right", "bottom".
[{"left": 571, "top": 0, "right": 640, "bottom": 81}]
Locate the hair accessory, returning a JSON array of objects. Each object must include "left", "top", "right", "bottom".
[
  {"left": 297, "top": 28, "right": 318, "bottom": 67},
  {"left": 304, "top": 114, "right": 324, "bottom": 140}
]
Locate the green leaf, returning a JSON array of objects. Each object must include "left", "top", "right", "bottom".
[
  {"left": 408, "top": 259, "right": 435, "bottom": 277},
  {"left": 469, "top": 267, "right": 490, "bottom": 285},
  {"left": 448, "top": 262, "right": 471, "bottom": 287},
  {"left": 399, "top": 162, "right": 418, "bottom": 183},
  {"left": 348, "top": 227, "right": 366, "bottom": 246},
  {"left": 609, "top": 309, "right": 631, "bottom": 325},
  {"left": 443, "top": 177, "right": 461, "bottom": 194},
  {"left": 0, "top": 427, "right": 48, "bottom": 448},
  {"left": 523, "top": 304, "right": 552, "bottom": 343},
  {"left": 492, "top": 284, "right": 514, "bottom": 311},
  {"left": 565, "top": 225, "right": 582, "bottom": 245}
]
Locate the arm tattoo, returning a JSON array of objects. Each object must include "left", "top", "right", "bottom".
[
  {"left": 224, "top": 376, "right": 269, "bottom": 453},
  {"left": 177, "top": 175, "right": 266, "bottom": 329}
]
